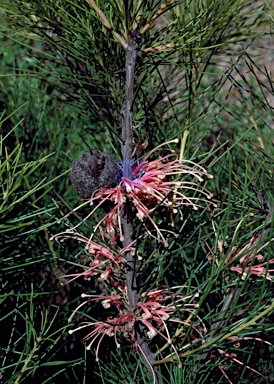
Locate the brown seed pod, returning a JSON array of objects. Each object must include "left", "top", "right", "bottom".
[{"left": 70, "top": 150, "right": 119, "bottom": 198}]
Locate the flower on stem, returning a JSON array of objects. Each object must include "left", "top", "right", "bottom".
[
  {"left": 68, "top": 290, "right": 134, "bottom": 361},
  {"left": 51, "top": 233, "right": 132, "bottom": 283},
  {"left": 208, "top": 220, "right": 274, "bottom": 281},
  {"left": 68, "top": 286, "right": 199, "bottom": 366},
  {"left": 69, "top": 312, "right": 135, "bottom": 361},
  {"left": 228, "top": 234, "right": 274, "bottom": 281},
  {"left": 87, "top": 139, "right": 215, "bottom": 246}
]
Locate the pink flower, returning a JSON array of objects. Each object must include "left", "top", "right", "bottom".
[
  {"left": 69, "top": 312, "right": 135, "bottom": 361},
  {"left": 52, "top": 140, "right": 215, "bottom": 246},
  {"left": 87, "top": 139, "right": 215, "bottom": 246},
  {"left": 208, "top": 221, "right": 274, "bottom": 281},
  {"left": 68, "top": 290, "right": 135, "bottom": 361},
  {"left": 225, "top": 234, "right": 274, "bottom": 280},
  {"left": 68, "top": 286, "right": 199, "bottom": 367},
  {"left": 50, "top": 233, "right": 131, "bottom": 283}
]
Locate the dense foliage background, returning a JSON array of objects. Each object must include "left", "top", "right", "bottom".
[{"left": 1, "top": 1, "right": 274, "bottom": 383}]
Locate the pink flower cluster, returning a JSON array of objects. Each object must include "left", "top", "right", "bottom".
[
  {"left": 228, "top": 234, "right": 274, "bottom": 281},
  {"left": 52, "top": 140, "right": 215, "bottom": 370},
  {"left": 68, "top": 286, "right": 199, "bottom": 363},
  {"left": 85, "top": 139, "right": 215, "bottom": 246},
  {"left": 208, "top": 221, "right": 274, "bottom": 281},
  {"left": 52, "top": 233, "right": 134, "bottom": 283},
  {"left": 54, "top": 139, "right": 214, "bottom": 248}
]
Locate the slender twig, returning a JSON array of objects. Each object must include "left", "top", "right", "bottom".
[
  {"left": 85, "top": 2, "right": 161, "bottom": 380},
  {"left": 140, "top": 0, "right": 173, "bottom": 35},
  {"left": 133, "top": 0, "right": 143, "bottom": 30},
  {"left": 14, "top": 336, "right": 42, "bottom": 384},
  {"left": 120, "top": 24, "right": 140, "bottom": 345},
  {"left": 140, "top": 43, "right": 179, "bottom": 55},
  {"left": 86, "top": 0, "right": 127, "bottom": 48}
]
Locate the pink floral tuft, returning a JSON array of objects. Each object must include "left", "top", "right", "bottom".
[
  {"left": 68, "top": 286, "right": 199, "bottom": 365},
  {"left": 87, "top": 139, "right": 215, "bottom": 246},
  {"left": 208, "top": 220, "right": 274, "bottom": 281},
  {"left": 51, "top": 233, "right": 134, "bottom": 283}
]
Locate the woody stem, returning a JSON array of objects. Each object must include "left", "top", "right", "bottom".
[
  {"left": 120, "top": 29, "right": 162, "bottom": 383},
  {"left": 121, "top": 34, "right": 138, "bottom": 311}
]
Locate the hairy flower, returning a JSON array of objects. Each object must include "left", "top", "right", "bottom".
[
  {"left": 85, "top": 139, "right": 215, "bottom": 246},
  {"left": 229, "top": 234, "right": 274, "bottom": 280},
  {"left": 68, "top": 286, "right": 199, "bottom": 365},
  {"left": 51, "top": 233, "right": 132, "bottom": 283},
  {"left": 69, "top": 311, "right": 135, "bottom": 361},
  {"left": 208, "top": 221, "right": 274, "bottom": 281}
]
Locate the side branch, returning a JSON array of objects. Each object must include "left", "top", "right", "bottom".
[
  {"left": 140, "top": 0, "right": 173, "bottom": 35},
  {"left": 86, "top": 0, "right": 127, "bottom": 48}
]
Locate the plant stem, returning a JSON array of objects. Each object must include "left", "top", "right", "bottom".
[
  {"left": 14, "top": 336, "right": 42, "bottom": 384},
  {"left": 121, "top": 32, "right": 162, "bottom": 383},
  {"left": 121, "top": 34, "right": 138, "bottom": 307},
  {"left": 121, "top": 40, "right": 137, "bottom": 180}
]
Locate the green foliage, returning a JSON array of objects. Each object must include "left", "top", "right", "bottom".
[
  {"left": 0, "top": 287, "right": 85, "bottom": 384},
  {"left": 0, "top": 117, "right": 53, "bottom": 237},
  {"left": 0, "top": 0, "right": 274, "bottom": 383},
  {"left": 0, "top": 109, "right": 90, "bottom": 383}
]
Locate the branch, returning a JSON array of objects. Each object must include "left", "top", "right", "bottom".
[
  {"left": 121, "top": 31, "right": 138, "bottom": 335},
  {"left": 140, "top": 43, "right": 179, "bottom": 55},
  {"left": 120, "top": 28, "right": 163, "bottom": 384},
  {"left": 86, "top": 0, "right": 127, "bottom": 48},
  {"left": 140, "top": 0, "right": 173, "bottom": 35}
]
